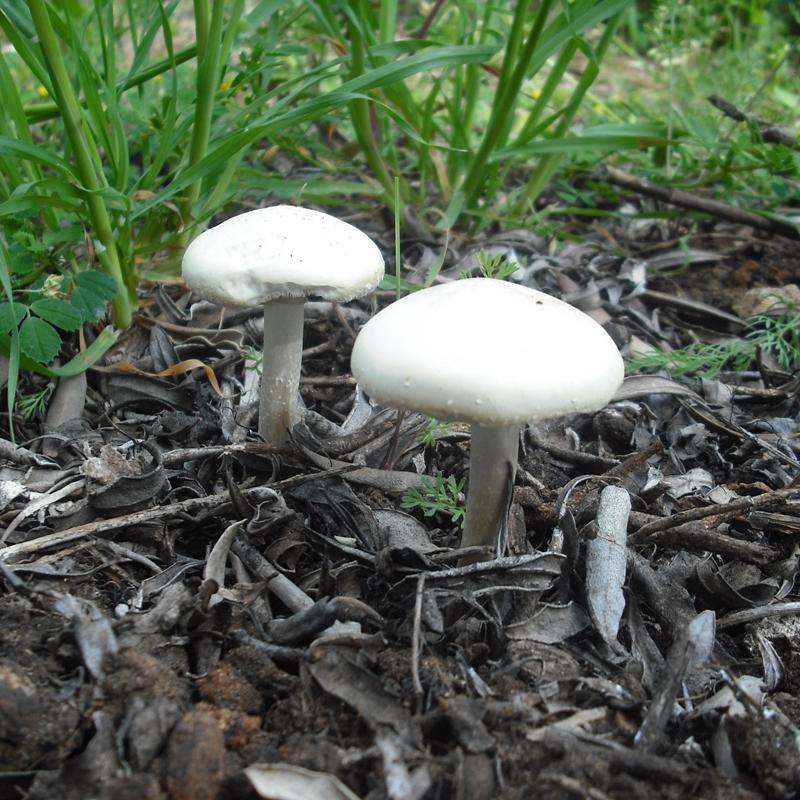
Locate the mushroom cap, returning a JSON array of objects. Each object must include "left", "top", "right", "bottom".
[
  {"left": 181, "top": 206, "right": 385, "bottom": 306},
  {"left": 350, "top": 278, "right": 624, "bottom": 426}
]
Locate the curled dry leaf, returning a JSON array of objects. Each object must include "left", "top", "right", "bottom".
[
  {"left": 95, "top": 357, "right": 224, "bottom": 395},
  {"left": 245, "top": 763, "right": 361, "bottom": 800},
  {"left": 612, "top": 374, "right": 703, "bottom": 401}
]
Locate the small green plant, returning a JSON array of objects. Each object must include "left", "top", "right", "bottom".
[
  {"left": 417, "top": 416, "right": 450, "bottom": 447},
  {"left": 0, "top": 269, "right": 117, "bottom": 365},
  {"left": 402, "top": 472, "right": 466, "bottom": 526},
  {"left": 627, "top": 339, "right": 753, "bottom": 377},
  {"left": 460, "top": 250, "right": 519, "bottom": 281},
  {"left": 18, "top": 385, "right": 52, "bottom": 420},
  {"left": 243, "top": 346, "right": 263, "bottom": 377},
  {"left": 751, "top": 308, "right": 800, "bottom": 370},
  {"left": 628, "top": 304, "right": 800, "bottom": 377},
  {"left": 478, "top": 250, "right": 519, "bottom": 280}
]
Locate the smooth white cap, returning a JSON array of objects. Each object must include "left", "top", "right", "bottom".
[
  {"left": 182, "top": 206, "right": 385, "bottom": 306},
  {"left": 351, "top": 278, "right": 624, "bottom": 426}
]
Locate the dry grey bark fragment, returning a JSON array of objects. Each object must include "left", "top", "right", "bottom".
[{"left": 586, "top": 485, "right": 631, "bottom": 649}]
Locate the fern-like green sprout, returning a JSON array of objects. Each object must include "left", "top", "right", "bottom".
[
  {"left": 628, "top": 304, "right": 800, "bottom": 378},
  {"left": 417, "top": 417, "right": 450, "bottom": 447},
  {"left": 401, "top": 473, "right": 466, "bottom": 526},
  {"left": 460, "top": 250, "right": 519, "bottom": 281}
]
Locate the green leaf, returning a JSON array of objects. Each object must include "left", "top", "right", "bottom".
[
  {"left": 0, "top": 134, "right": 71, "bottom": 173},
  {"left": 74, "top": 270, "right": 118, "bottom": 300},
  {"left": 70, "top": 286, "right": 108, "bottom": 322},
  {"left": 0, "top": 301, "right": 27, "bottom": 333},
  {"left": 30, "top": 297, "right": 83, "bottom": 331},
  {"left": 0, "top": 324, "right": 118, "bottom": 377},
  {"left": 19, "top": 316, "right": 61, "bottom": 363},
  {"left": 6, "top": 243, "right": 36, "bottom": 274}
]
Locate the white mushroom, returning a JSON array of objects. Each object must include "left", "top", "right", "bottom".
[
  {"left": 350, "top": 278, "right": 624, "bottom": 553},
  {"left": 182, "top": 206, "right": 384, "bottom": 446}
]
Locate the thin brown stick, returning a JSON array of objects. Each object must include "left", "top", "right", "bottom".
[
  {"left": 411, "top": 574, "right": 425, "bottom": 707},
  {"left": 629, "top": 486, "right": 799, "bottom": 542},
  {"left": 162, "top": 441, "right": 279, "bottom": 467},
  {"left": 603, "top": 165, "right": 800, "bottom": 241},
  {"left": 717, "top": 602, "right": 800, "bottom": 630},
  {"left": 0, "top": 467, "right": 351, "bottom": 562},
  {"left": 708, "top": 95, "right": 799, "bottom": 150},
  {"left": 634, "top": 525, "right": 778, "bottom": 565}
]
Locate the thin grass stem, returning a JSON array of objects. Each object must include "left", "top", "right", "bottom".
[{"left": 27, "top": 0, "right": 132, "bottom": 327}]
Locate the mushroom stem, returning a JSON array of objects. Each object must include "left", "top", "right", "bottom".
[
  {"left": 460, "top": 424, "right": 519, "bottom": 552},
  {"left": 259, "top": 297, "right": 305, "bottom": 446}
]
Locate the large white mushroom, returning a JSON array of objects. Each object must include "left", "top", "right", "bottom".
[
  {"left": 350, "top": 278, "right": 624, "bottom": 553},
  {"left": 182, "top": 206, "right": 384, "bottom": 446}
]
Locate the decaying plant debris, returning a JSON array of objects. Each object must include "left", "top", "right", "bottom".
[{"left": 1, "top": 208, "right": 800, "bottom": 800}]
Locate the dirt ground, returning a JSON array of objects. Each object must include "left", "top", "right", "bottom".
[{"left": 1, "top": 205, "right": 799, "bottom": 800}]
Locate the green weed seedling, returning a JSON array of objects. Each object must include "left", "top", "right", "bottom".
[
  {"left": 460, "top": 250, "right": 518, "bottom": 281},
  {"left": 417, "top": 416, "right": 450, "bottom": 448},
  {"left": 628, "top": 303, "right": 800, "bottom": 378},
  {"left": 18, "top": 385, "right": 52, "bottom": 421},
  {"left": 401, "top": 473, "right": 466, "bottom": 527},
  {"left": 477, "top": 250, "right": 519, "bottom": 281}
]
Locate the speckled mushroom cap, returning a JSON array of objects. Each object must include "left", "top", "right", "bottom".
[
  {"left": 351, "top": 278, "right": 624, "bottom": 426},
  {"left": 182, "top": 205, "right": 385, "bottom": 306}
]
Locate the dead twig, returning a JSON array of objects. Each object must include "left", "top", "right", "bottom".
[
  {"left": 634, "top": 524, "right": 779, "bottom": 565},
  {"left": 411, "top": 573, "right": 425, "bottom": 708},
  {"left": 0, "top": 468, "right": 352, "bottom": 563},
  {"left": 229, "top": 539, "right": 315, "bottom": 614},
  {"left": 603, "top": 165, "right": 800, "bottom": 241},
  {"left": 162, "top": 441, "right": 279, "bottom": 467},
  {"left": 629, "top": 486, "right": 799, "bottom": 542},
  {"left": 708, "top": 95, "right": 799, "bottom": 150},
  {"left": 717, "top": 601, "right": 800, "bottom": 630}
]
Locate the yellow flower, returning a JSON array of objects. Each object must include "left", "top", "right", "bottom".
[
  {"left": 42, "top": 274, "right": 65, "bottom": 299},
  {"left": 593, "top": 102, "right": 605, "bottom": 114},
  {"left": 37, "top": 85, "right": 49, "bottom": 97},
  {"left": 531, "top": 88, "right": 542, "bottom": 100},
  {"left": 221, "top": 79, "right": 233, "bottom": 91}
]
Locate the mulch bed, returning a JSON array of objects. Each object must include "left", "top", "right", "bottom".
[{"left": 1, "top": 204, "right": 799, "bottom": 800}]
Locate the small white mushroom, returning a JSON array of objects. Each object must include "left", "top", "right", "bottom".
[
  {"left": 182, "top": 206, "right": 384, "bottom": 446},
  {"left": 350, "top": 278, "right": 624, "bottom": 554}
]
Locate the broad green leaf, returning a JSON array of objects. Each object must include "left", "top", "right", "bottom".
[
  {"left": 0, "top": 325, "right": 118, "bottom": 377},
  {"left": 30, "top": 297, "right": 83, "bottom": 331},
  {"left": 75, "top": 270, "right": 118, "bottom": 300},
  {"left": 6, "top": 244, "right": 36, "bottom": 274},
  {"left": 0, "top": 301, "right": 27, "bottom": 333},
  {"left": 70, "top": 286, "right": 108, "bottom": 322},
  {"left": 41, "top": 225, "right": 85, "bottom": 246},
  {"left": 19, "top": 316, "right": 61, "bottom": 363}
]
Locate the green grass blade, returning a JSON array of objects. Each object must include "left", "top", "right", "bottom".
[
  {"left": 136, "top": 42, "right": 499, "bottom": 218},
  {"left": 0, "top": 236, "right": 20, "bottom": 440},
  {"left": 27, "top": 0, "right": 132, "bottom": 327}
]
